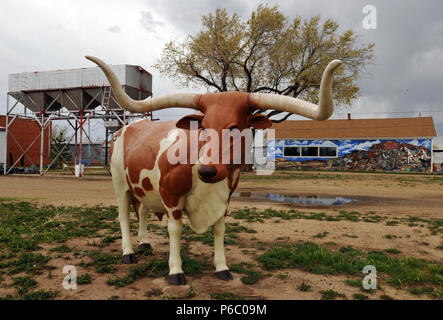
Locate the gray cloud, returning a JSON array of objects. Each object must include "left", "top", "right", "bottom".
[
  {"left": 107, "top": 25, "right": 121, "bottom": 33},
  {"left": 139, "top": 10, "right": 165, "bottom": 33}
]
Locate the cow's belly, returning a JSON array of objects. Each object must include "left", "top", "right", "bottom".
[
  {"left": 139, "top": 189, "right": 165, "bottom": 213},
  {"left": 184, "top": 166, "right": 230, "bottom": 234}
]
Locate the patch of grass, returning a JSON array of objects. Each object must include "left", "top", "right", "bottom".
[
  {"left": 320, "top": 289, "right": 346, "bottom": 300},
  {"left": 185, "top": 285, "right": 197, "bottom": 298},
  {"left": 409, "top": 286, "right": 443, "bottom": 299},
  {"left": 77, "top": 274, "right": 92, "bottom": 284},
  {"left": 313, "top": 232, "right": 329, "bottom": 239},
  {"left": 384, "top": 234, "right": 397, "bottom": 239},
  {"left": 343, "top": 234, "right": 358, "bottom": 238},
  {"left": 0, "top": 200, "right": 120, "bottom": 253},
  {"left": 353, "top": 293, "right": 369, "bottom": 300},
  {"left": 385, "top": 248, "right": 402, "bottom": 254},
  {"left": 428, "top": 218, "right": 443, "bottom": 234},
  {"left": 209, "top": 292, "right": 245, "bottom": 300},
  {"left": 182, "top": 254, "right": 211, "bottom": 275},
  {"left": 380, "top": 294, "right": 394, "bottom": 300},
  {"left": 257, "top": 242, "right": 443, "bottom": 289},
  {"left": 230, "top": 262, "right": 254, "bottom": 274},
  {"left": 226, "top": 222, "right": 256, "bottom": 234},
  {"left": 345, "top": 279, "right": 362, "bottom": 287},
  {"left": 86, "top": 251, "right": 120, "bottom": 274},
  {"left": 50, "top": 244, "right": 71, "bottom": 253},
  {"left": 18, "top": 289, "right": 59, "bottom": 300},
  {"left": 230, "top": 262, "right": 268, "bottom": 285},
  {"left": 101, "top": 235, "right": 119, "bottom": 244},
  {"left": 231, "top": 207, "right": 380, "bottom": 225},
  {"left": 96, "top": 265, "right": 117, "bottom": 273},
  {"left": 7, "top": 253, "right": 51, "bottom": 275},
  {"left": 337, "top": 211, "right": 361, "bottom": 222},
  {"left": 231, "top": 207, "right": 327, "bottom": 223},
  {"left": 240, "top": 270, "right": 267, "bottom": 285},
  {"left": 299, "top": 282, "right": 311, "bottom": 292},
  {"left": 0, "top": 253, "right": 16, "bottom": 260},
  {"left": 108, "top": 295, "right": 119, "bottom": 300},
  {"left": 12, "top": 276, "right": 38, "bottom": 294},
  {"left": 258, "top": 242, "right": 361, "bottom": 274},
  {"left": 107, "top": 254, "right": 209, "bottom": 288}
]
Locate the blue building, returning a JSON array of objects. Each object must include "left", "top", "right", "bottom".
[{"left": 268, "top": 117, "right": 437, "bottom": 172}]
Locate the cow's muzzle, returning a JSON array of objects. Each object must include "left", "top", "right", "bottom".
[{"left": 198, "top": 165, "right": 218, "bottom": 183}]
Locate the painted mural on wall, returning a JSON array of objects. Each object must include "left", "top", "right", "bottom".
[{"left": 267, "top": 139, "right": 432, "bottom": 172}]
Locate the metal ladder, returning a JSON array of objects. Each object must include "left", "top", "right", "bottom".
[{"left": 102, "top": 86, "right": 112, "bottom": 108}]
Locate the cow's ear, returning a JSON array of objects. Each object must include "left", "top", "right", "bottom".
[
  {"left": 176, "top": 114, "right": 203, "bottom": 130},
  {"left": 250, "top": 114, "right": 272, "bottom": 129}
]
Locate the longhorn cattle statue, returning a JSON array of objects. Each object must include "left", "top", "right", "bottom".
[{"left": 86, "top": 56, "right": 341, "bottom": 285}]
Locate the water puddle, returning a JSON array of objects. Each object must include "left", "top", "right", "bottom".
[{"left": 232, "top": 192, "right": 357, "bottom": 205}]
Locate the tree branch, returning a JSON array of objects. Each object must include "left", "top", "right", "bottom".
[{"left": 271, "top": 112, "right": 293, "bottom": 123}]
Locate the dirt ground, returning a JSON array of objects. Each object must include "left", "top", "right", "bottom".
[{"left": 0, "top": 171, "right": 442, "bottom": 300}]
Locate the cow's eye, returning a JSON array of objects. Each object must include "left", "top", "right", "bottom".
[{"left": 229, "top": 126, "right": 239, "bottom": 131}]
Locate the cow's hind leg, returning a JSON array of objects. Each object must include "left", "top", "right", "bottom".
[
  {"left": 137, "top": 204, "right": 152, "bottom": 253},
  {"left": 167, "top": 211, "right": 186, "bottom": 285},
  {"left": 118, "top": 192, "right": 137, "bottom": 264},
  {"left": 213, "top": 216, "right": 233, "bottom": 281}
]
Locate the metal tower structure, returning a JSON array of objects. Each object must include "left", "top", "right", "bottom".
[{"left": 3, "top": 63, "right": 154, "bottom": 176}]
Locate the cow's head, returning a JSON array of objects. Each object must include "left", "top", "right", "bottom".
[
  {"left": 173, "top": 92, "right": 272, "bottom": 183},
  {"left": 86, "top": 56, "right": 341, "bottom": 184}
]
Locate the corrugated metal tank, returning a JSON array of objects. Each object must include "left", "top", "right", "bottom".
[{"left": 8, "top": 64, "right": 152, "bottom": 112}]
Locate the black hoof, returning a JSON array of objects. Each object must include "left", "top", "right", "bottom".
[
  {"left": 122, "top": 253, "right": 138, "bottom": 264},
  {"left": 169, "top": 273, "right": 187, "bottom": 286},
  {"left": 137, "top": 243, "right": 153, "bottom": 255},
  {"left": 216, "top": 270, "right": 234, "bottom": 281}
]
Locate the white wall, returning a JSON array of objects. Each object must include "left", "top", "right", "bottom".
[
  {"left": 434, "top": 152, "right": 443, "bottom": 164},
  {"left": 433, "top": 136, "right": 443, "bottom": 150},
  {"left": 433, "top": 137, "right": 443, "bottom": 166}
]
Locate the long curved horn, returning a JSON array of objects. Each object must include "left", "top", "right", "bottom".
[
  {"left": 249, "top": 60, "right": 342, "bottom": 120},
  {"left": 85, "top": 56, "right": 201, "bottom": 113}
]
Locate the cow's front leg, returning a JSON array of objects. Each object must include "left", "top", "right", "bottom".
[
  {"left": 167, "top": 213, "right": 186, "bottom": 285},
  {"left": 213, "top": 216, "right": 233, "bottom": 281},
  {"left": 118, "top": 192, "right": 137, "bottom": 264},
  {"left": 137, "top": 204, "right": 152, "bottom": 252}
]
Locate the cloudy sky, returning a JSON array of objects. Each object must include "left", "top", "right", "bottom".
[{"left": 0, "top": 0, "right": 442, "bottom": 140}]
